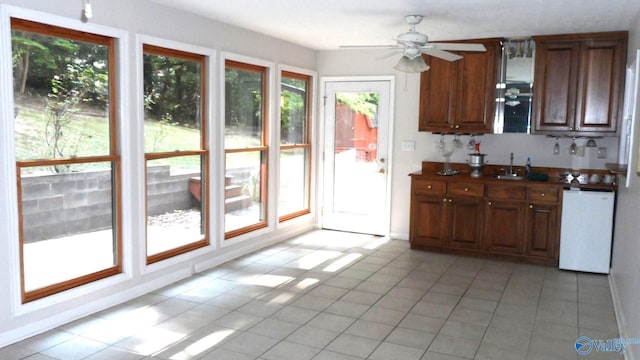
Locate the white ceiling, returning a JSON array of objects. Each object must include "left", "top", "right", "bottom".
[{"left": 148, "top": 0, "right": 640, "bottom": 50}]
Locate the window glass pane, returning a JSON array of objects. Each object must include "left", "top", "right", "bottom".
[
  {"left": 281, "top": 77, "right": 307, "bottom": 144},
  {"left": 224, "top": 67, "right": 263, "bottom": 148},
  {"left": 12, "top": 30, "right": 111, "bottom": 160},
  {"left": 225, "top": 151, "right": 266, "bottom": 232},
  {"left": 21, "top": 162, "right": 116, "bottom": 292},
  {"left": 143, "top": 53, "right": 202, "bottom": 152},
  {"left": 146, "top": 155, "right": 204, "bottom": 257},
  {"left": 279, "top": 148, "right": 309, "bottom": 215}
]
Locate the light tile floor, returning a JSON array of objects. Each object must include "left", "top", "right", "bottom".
[{"left": 0, "top": 230, "right": 623, "bottom": 359}]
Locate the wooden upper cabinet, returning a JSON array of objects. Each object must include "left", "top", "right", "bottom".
[
  {"left": 533, "top": 32, "right": 627, "bottom": 135},
  {"left": 419, "top": 38, "right": 501, "bottom": 133}
]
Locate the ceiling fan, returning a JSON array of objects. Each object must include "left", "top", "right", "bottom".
[{"left": 340, "top": 15, "right": 486, "bottom": 72}]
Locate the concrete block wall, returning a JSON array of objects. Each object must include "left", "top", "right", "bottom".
[{"left": 21, "top": 165, "right": 198, "bottom": 243}]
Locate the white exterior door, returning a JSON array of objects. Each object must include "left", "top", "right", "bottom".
[{"left": 321, "top": 78, "right": 393, "bottom": 236}]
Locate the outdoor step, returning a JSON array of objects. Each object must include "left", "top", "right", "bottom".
[
  {"left": 225, "top": 184, "right": 244, "bottom": 198},
  {"left": 225, "top": 195, "right": 252, "bottom": 212}
]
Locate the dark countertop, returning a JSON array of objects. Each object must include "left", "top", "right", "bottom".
[{"left": 411, "top": 161, "right": 618, "bottom": 191}]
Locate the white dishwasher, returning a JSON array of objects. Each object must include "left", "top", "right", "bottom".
[{"left": 559, "top": 188, "right": 615, "bottom": 274}]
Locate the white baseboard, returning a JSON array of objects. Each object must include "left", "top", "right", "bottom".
[
  {"left": 609, "top": 274, "right": 635, "bottom": 360},
  {"left": 390, "top": 232, "right": 409, "bottom": 241},
  {"left": 0, "top": 268, "right": 190, "bottom": 348}
]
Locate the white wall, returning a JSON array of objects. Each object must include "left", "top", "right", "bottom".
[
  {"left": 611, "top": 16, "right": 640, "bottom": 360},
  {"left": 317, "top": 48, "right": 620, "bottom": 240},
  {"left": 0, "top": 0, "right": 317, "bottom": 347}
]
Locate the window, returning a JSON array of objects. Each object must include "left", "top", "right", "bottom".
[
  {"left": 224, "top": 60, "right": 268, "bottom": 238},
  {"left": 143, "top": 44, "right": 208, "bottom": 263},
  {"left": 279, "top": 71, "right": 312, "bottom": 221},
  {"left": 11, "top": 18, "right": 120, "bottom": 302}
]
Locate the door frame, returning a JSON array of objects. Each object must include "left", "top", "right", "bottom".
[{"left": 317, "top": 76, "right": 395, "bottom": 236}]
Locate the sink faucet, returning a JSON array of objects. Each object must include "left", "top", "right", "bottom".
[{"left": 509, "top": 152, "right": 514, "bottom": 175}]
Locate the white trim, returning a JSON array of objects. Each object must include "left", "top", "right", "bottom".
[
  {"left": 194, "top": 222, "right": 314, "bottom": 273},
  {"left": 0, "top": 269, "right": 190, "bottom": 348},
  {"left": 609, "top": 274, "right": 635, "bottom": 360},
  {"left": 0, "top": 4, "right": 22, "bottom": 321},
  {"left": 390, "top": 232, "right": 410, "bottom": 241}
]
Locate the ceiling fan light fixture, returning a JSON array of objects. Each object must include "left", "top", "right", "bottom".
[{"left": 394, "top": 55, "right": 430, "bottom": 73}]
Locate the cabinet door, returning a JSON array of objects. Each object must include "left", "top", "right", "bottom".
[
  {"left": 532, "top": 40, "right": 580, "bottom": 132},
  {"left": 448, "top": 196, "right": 483, "bottom": 249},
  {"left": 525, "top": 202, "right": 559, "bottom": 260},
  {"left": 419, "top": 56, "right": 456, "bottom": 132},
  {"left": 483, "top": 200, "right": 525, "bottom": 254},
  {"left": 419, "top": 38, "right": 500, "bottom": 133},
  {"left": 454, "top": 40, "right": 500, "bottom": 133},
  {"left": 411, "top": 195, "right": 447, "bottom": 248},
  {"left": 575, "top": 38, "right": 626, "bottom": 132}
]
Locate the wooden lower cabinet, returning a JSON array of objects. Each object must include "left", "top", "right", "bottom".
[
  {"left": 483, "top": 199, "right": 525, "bottom": 254},
  {"left": 411, "top": 195, "right": 447, "bottom": 247},
  {"left": 410, "top": 175, "right": 560, "bottom": 265},
  {"left": 525, "top": 202, "right": 560, "bottom": 259},
  {"left": 448, "top": 196, "right": 483, "bottom": 249}
]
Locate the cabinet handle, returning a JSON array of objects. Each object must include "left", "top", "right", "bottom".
[
  {"left": 443, "top": 198, "right": 447, "bottom": 202},
  {"left": 450, "top": 125, "right": 454, "bottom": 128},
  {"left": 464, "top": 187, "right": 469, "bottom": 192},
  {"left": 427, "top": 185, "right": 432, "bottom": 189},
  {"left": 541, "top": 193, "right": 545, "bottom": 197},
  {"left": 455, "top": 125, "right": 460, "bottom": 129},
  {"left": 449, "top": 199, "right": 453, "bottom": 203},
  {"left": 488, "top": 201, "right": 492, "bottom": 206},
  {"left": 530, "top": 204, "right": 534, "bottom": 208}
]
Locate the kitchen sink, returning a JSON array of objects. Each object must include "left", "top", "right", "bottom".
[{"left": 494, "top": 174, "right": 527, "bottom": 180}]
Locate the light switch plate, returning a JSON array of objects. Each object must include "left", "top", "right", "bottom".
[{"left": 402, "top": 140, "right": 416, "bottom": 152}]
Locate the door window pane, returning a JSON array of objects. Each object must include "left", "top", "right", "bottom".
[{"left": 333, "top": 92, "right": 380, "bottom": 214}]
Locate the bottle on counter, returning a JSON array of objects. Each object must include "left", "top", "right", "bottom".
[{"left": 525, "top": 157, "right": 532, "bottom": 177}]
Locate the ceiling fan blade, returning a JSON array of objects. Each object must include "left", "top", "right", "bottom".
[
  {"left": 433, "top": 43, "right": 486, "bottom": 52},
  {"left": 422, "top": 48, "right": 463, "bottom": 61},
  {"left": 339, "top": 45, "right": 403, "bottom": 49},
  {"left": 375, "top": 50, "right": 402, "bottom": 60}
]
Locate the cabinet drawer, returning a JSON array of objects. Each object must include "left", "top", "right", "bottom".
[
  {"left": 449, "top": 182, "right": 484, "bottom": 197},
  {"left": 486, "top": 184, "right": 526, "bottom": 200},
  {"left": 528, "top": 185, "right": 559, "bottom": 202},
  {"left": 413, "top": 179, "right": 446, "bottom": 195}
]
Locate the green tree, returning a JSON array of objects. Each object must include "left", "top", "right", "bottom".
[
  {"left": 336, "top": 92, "right": 379, "bottom": 119},
  {"left": 143, "top": 54, "right": 202, "bottom": 127}
]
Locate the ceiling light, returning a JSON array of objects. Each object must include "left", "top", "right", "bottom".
[{"left": 394, "top": 56, "right": 430, "bottom": 73}]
